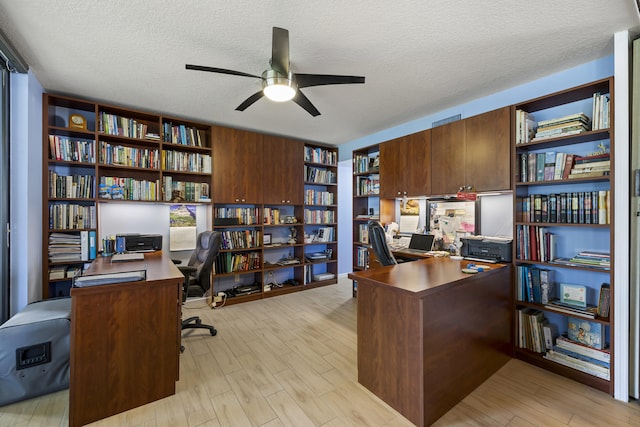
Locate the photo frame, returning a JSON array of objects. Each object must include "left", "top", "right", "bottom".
[
  {"left": 560, "top": 283, "right": 587, "bottom": 307},
  {"left": 263, "top": 233, "right": 272, "bottom": 246}
]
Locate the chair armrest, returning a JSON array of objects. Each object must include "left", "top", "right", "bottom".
[{"left": 177, "top": 266, "right": 197, "bottom": 276}]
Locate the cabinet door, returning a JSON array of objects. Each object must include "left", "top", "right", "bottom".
[
  {"left": 431, "top": 119, "right": 465, "bottom": 195},
  {"left": 379, "top": 137, "right": 404, "bottom": 198},
  {"left": 380, "top": 131, "right": 431, "bottom": 198},
  {"left": 212, "top": 126, "right": 263, "bottom": 203},
  {"left": 403, "top": 130, "right": 431, "bottom": 197},
  {"left": 464, "top": 106, "right": 511, "bottom": 192},
  {"left": 262, "top": 135, "right": 303, "bottom": 204}
]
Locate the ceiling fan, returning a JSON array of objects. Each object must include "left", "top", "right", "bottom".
[{"left": 185, "top": 27, "right": 365, "bottom": 117}]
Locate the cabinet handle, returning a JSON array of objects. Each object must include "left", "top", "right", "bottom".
[{"left": 397, "top": 192, "right": 401, "bottom": 196}]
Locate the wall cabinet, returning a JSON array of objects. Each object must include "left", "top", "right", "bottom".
[
  {"left": 262, "top": 135, "right": 303, "bottom": 205},
  {"left": 379, "top": 130, "right": 431, "bottom": 198},
  {"left": 431, "top": 106, "right": 511, "bottom": 195},
  {"left": 212, "top": 126, "right": 263, "bottom": 203}
]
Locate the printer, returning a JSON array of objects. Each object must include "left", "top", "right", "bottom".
[
  {"left": 460, "top": 236, "right": 512, "bottom": 263},
  {"left": 118, "top": 234, "right": 162, "bottom": 252}
]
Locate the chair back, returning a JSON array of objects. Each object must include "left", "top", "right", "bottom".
[
  {"left": 367, "top": 220, "right": 397, "bottom": 268},
  {"left": 187, "top": 231, "right": 222, "bottom": 292}
]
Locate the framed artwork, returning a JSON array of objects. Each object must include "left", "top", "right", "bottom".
[
  {"left": 263, "top": 233, "right": 272, "bottom": 246},
  {"left": 560, "top": 283, "right": 587, "bottom": 307}
]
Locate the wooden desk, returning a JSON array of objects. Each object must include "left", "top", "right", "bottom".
[
  {"left": 349, "top": 258, "right": 511, "bottom": 427},
  {"left": 391, "top": 248, "right": 433, "bottom": 260},
  {"left": 69, "top": 252, "right": 183, "bottom": 427}
]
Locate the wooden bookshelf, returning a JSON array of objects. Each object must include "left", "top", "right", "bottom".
[{"left": 512, "top": 77, "right": 614, "bottom": 394}]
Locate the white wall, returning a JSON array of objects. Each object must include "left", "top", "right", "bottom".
[{"left": 9, "top": 71, "right": 43, "bottom": 314}]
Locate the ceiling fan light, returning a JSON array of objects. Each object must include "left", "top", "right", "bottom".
[{"left": 262, "top": 69, "right": 296, "bottom": 102}]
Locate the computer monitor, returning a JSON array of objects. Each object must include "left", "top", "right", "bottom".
[{"left": 408, "top": 233, "right": 435, "bottom": 251}]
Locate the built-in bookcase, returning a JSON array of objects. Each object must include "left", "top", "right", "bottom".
[
  {"left": 42, "top": 93, "right": 213, "bottom": 299},
  {"left": 512, "top": 77, "right": 614, "bottom": 394}
]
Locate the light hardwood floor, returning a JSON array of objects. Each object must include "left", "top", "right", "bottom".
[{"left": 1, "top": 277, "right": 640, "bottom": 426}]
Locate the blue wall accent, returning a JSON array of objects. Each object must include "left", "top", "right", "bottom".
[{"left": 339, "top": 55, "right": 614, "bottom": 161}]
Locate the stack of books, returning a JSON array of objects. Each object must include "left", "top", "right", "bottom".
[
  {"left": 544, "top": 334, "right": 610, "bottom": 380},
  {"left": 544, "top": 299, "right": 598, "bottom": 319},
  {"left": 568, "top": 152, "right": 610, "bottom": 179},
  {"left": 532, "top": 113, "right": 590, "bottom": 141},
  {"left": 553, "top": 251, "right": 610, "bottom": 270}
]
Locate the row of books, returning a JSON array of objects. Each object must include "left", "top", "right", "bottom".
[
  {"left": 48, "top": 135, "right": 95, "bottom": 163},
  {"left": 353, "top": 153, "right": 380, "bottom": 174},
  {"left": 98, "top": 177, "right": 160, "bottom": 201},
  {"left": 591, "top": 92, "right": 610, "bottom": 131},
  {"left": 519, "top": 190, "right": 610, "bottom": 224},
  {"left": 515, "top": 265, "right": 554, "bottom": 304},
  {"left": 356, "top": 246, "right": 368, "bottom": 268},
  {"left": 213, "top": 251, "right": 261, "bottom": 274},
  {"left": 517, "top": 309, "right": 610, "bottom": 380},
  {"left": 219, "top": 229, "right": 261, "bottom": 250},
  {"left": 161, "top": 150, "right": 211, "bottom": 173},
  {"left": 304, "top": 189, "right": 334, "bottom": 206},
  {"left": 532, "top": 112, "right": 591, "bottom": 141},
  {"left": 355, "top": 174, "right": 380, "bottom": 196},
  {"left": 515, "top": 225, "right": 556, "bottom": 262},
  {"left": 515, "top": 109, "right": 537, "bottom": 144},
  {"left": 99, "top": 112, "right": 154, "bottom": 140},
  {"left": 162, "top": 176, "right": 210, "bottom": 202},
  {"left": 162, "top": 122, "right": 206, "bottom": 147},
  {"left": 304, "top": 209, "right": 335, "bottom": 224},
  {"left": 304, "top": 165, "right": 337, "bottom": 184},
  {"left": 214, "top": 207, "right": 261, "bottom": 225},
  {"left": 48, "top": 231, "right": 96, "bottom": 262},
  {"left": 304, "top": 146, "right": 337, "bottom": 165},
  {"left": 358, "top": 223, "right": 369, "bottom": 244},
  {"left": 517, "top": 151, "right": 610, "bottom": 183},
  {"left": 49, "top": 172, "right": 94, "bottom": 199},
  {"left": 49, "top": 264, "right": 83, "bottom": 280},
  {"left": 49, "top": 204, "right": 96, "bottom": 230},
  {"left": 99, "top": 141, "right": 159, "bottom": 169},
  {"left": 263, "top": 208, "right": 284, "bottom": 225}
]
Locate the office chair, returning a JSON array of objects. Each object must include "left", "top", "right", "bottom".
[
  {"left": 367, "top": 220, "right": 398, "bottom": 268},
  {"left": 174, "top": 230, "right": 220, "bottom": 339}
]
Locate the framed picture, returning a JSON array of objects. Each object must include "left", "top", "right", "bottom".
[
  {"left": 263, "top": 233, "right": 272, "bottom": 246},
  {"left": 560, "top": 283, "right": 587, "bottom": 307}
]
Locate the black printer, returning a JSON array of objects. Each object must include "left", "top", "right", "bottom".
[
  {"left": 118, "top": 234, "right": 162, "bottom": 252},
  {"left": 460, "top": 236, "right": 512, "bottom": 263}
]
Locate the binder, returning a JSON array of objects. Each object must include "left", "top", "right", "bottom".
[
  {"left": 80, "top": 231, "right": 89, "bottom": 261},
  {"left": 89, "top": 230, "right": 97, "bottom": 260}
]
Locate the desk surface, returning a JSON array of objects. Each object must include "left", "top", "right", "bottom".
[
  {"left": 83, "top": 251, "right": 184, "bottom": 282},
  {"left": 349, "top": 256, "right": 507, "bottom": 296}
]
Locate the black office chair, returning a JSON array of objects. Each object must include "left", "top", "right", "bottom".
[
  {"left": 174, "top": 230, "right": 220, "bottom": 339},
  {"left": 367, "top": 220, "right": 397, "bottom": 268}
]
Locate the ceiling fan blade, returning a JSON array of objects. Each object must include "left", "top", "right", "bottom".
[
  {"left": 235, "top": 91, "right": 265, "bottom": 111},
  {"left": 295, "top": 73, "right": 365, "bottom": 88},
  {"left": 292, "top": 90, "right": 320, "bottom": 117},
  {"left": 271, "top": 27, "right": 290, "bottom": 75},
  {"left": 186, "top": 64, "right": 262, "bottom": 79}
]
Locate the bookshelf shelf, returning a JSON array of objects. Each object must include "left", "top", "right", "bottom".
[{"left": 512, "top": 77, "right": 614, "bottom": 394}]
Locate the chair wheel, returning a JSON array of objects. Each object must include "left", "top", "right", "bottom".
[{"left": 210, "top": 329, "right": 217, "bottom": 336}]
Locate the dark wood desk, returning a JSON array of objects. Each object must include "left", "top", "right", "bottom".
[
  {"left": 69, "top": 252, "right": 183, "bottom": 427},
  {"left": 349, "top": 258, "right": 511, "bottom": 427}
]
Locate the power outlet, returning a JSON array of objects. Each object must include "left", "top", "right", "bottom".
[{"left": 234, "top": 274, "right": 240, "bottom": 283}]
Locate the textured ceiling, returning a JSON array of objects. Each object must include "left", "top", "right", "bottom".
[{"left": 0, "top": 1, "right": 638, "bottom": 145}]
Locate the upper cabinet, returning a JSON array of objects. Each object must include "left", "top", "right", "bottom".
[
  {"left": 464, "top": 106, "right": 511, "bottom": 192},
  {"left": 379, "top": 130, "right": 431, "bottom": 198},
  {"left": 431, "top": 106, "right": 511, "bottom": 195},
  {"left": 262, "top": 135, "right": 303, "bottom": 205},
  {"left": 212, "top": 126, "right": 263, "bottom": 203}
]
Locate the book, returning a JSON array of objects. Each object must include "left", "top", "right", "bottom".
[
  {"left": 543, "top": 323, "right": 558, "bottom": 350},
  {"left": 562, "top": 154, "right": 575, "bottom": 179},
  {"left": 543, "top": 350, "right": 610, "bottom": 380},
  {"left": 80, "top": 230, "right": 89, "bottom": 261},
  {"left": 597, "top": 283, "right": 611, "bottom": 318},
  {"left": 545, "top": 300, "right": 597, "bottom": 319},
  {"left": 567, "top": 317, "right": 604, "bottom": 349}
]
